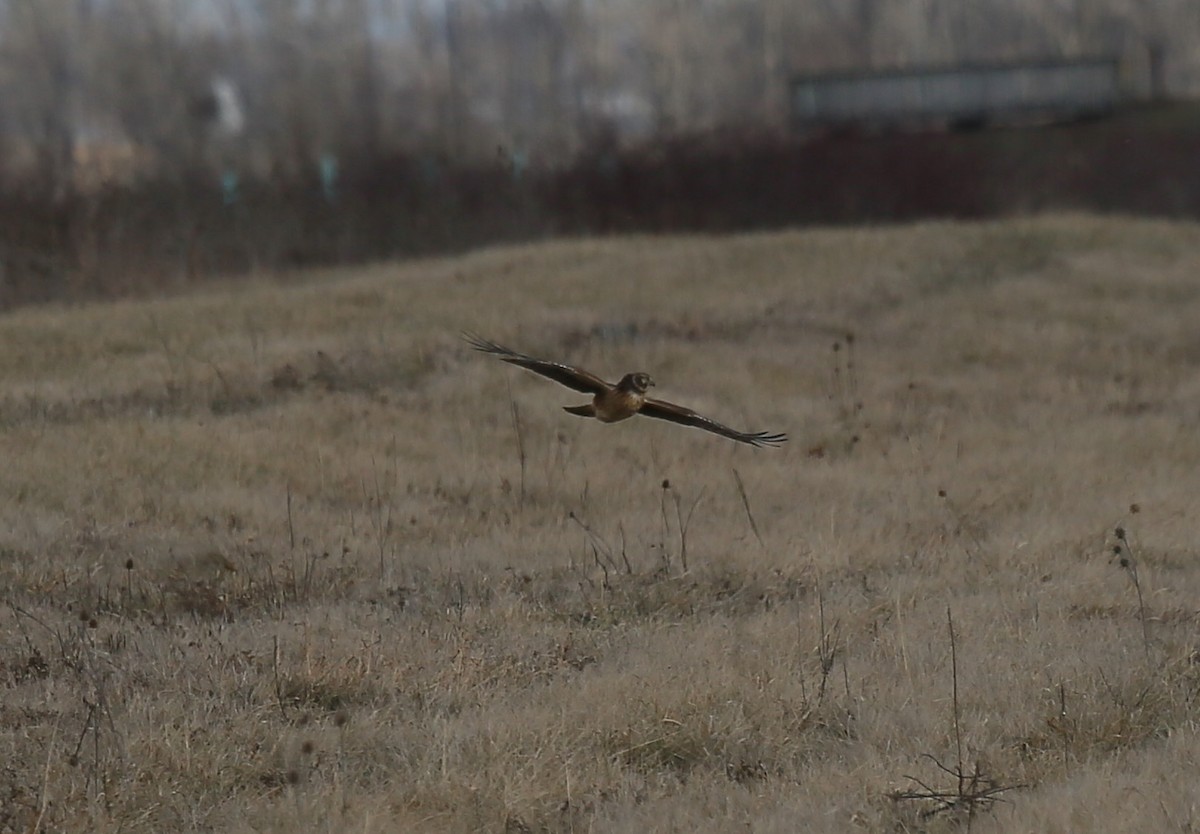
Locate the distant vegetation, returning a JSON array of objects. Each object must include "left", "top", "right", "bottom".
[
  {"left": 5, "top": 0, "right": 1193, "bottom": 184},
  {"left": 2, "top": 0, "right": 1198, "bottom": 306},
  {"left": 5, "top": 103, "right": 1200, "bottom": 308}
]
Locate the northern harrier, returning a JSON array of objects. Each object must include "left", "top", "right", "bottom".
[{"left": 465, "top": 333, "right": 787, "bottom": 448}]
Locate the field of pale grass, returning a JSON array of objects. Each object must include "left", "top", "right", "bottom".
[{"left": 2, "top": 214, "right": 1200, "bottom": 832}]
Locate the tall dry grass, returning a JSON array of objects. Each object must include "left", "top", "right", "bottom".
[{"left": 2, "top": 214, "right": 1200, "bottom": 832}]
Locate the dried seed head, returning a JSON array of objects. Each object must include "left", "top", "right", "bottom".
[
  {"left": 334, "top": 710, "right": 349, "bottom": 728},
  {"left": 1113, "top": 544, "right": 1123, "bottom": 555},
  {"left": 937, "top": 489, "right": 947, "bottom": 499},
  {"left": 845, "top": 332, "right": 856, "bottom": 345},
  {"left": 1115, "top": 527, "right": 1126, "bottom": 540},
  {"left": 1130, "top": 503, "right": 1141, "bottom": 514},
  {"left": 301, "top": 740, "right": 315, "bottom": 756},
  {"left": 1119, "top": 556, "right": 1131, "bottom": 569},
  {"left": 124, "top": 558, "right": 134, "bottom": 570},
  {"left": 832, "top": 341, "right": 841, "bottom": 352},
  {"left": 286, "top": 769, "right": 301, "bottom": 785},
  {"left": 661, "top": 479, "right": 671, "bottom": 490}
]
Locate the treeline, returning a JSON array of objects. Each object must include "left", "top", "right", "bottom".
[
  {"left": 6, "top": 106, "right": 1200, "bottom": 307},
  {"left": 2, "top": 0, "right": 1199, "bottom": 307},
  {"left": 1, "top": 0, "right": 1196, "bottom": 192}
]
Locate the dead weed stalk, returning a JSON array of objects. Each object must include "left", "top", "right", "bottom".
[
  {"left": 732, "top": 468, "right": 765, "bottom": 551},
  {"left": 1111, "top": 525, "right": 1151, "bottom": 665},
  {"left": 889, "top": 608, "right": 1021, "bottom": 828}
]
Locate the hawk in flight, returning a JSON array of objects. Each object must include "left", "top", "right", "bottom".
[{"left": 465, "top": 333, "right": 786, "bottom": 448}]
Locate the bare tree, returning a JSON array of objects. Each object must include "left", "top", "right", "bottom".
[
  {"left": 0, "top": 0, "right": 1198, "bottom": 191},
  {"left": 0, "top": 0, "right": 89, "bottom": 196}
]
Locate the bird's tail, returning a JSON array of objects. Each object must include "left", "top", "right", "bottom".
[{"left": 563, "top": 403, "right": 595, "bottom": 418}]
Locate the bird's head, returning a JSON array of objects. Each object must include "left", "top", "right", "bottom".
[{"left": 618, "top": 372, "right": 655, "bottom": 394}]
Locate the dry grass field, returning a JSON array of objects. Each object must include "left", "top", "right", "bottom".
[{"left": 3, "top": 214, "right": 1200, "bottom": 833}]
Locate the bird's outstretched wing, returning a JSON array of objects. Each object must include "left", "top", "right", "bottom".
[
  {"left": 464, "top": 333, "right": 612, "bottom": 395},
  {"left": 640, "top": 397, "right": 787, "bottom": 448}
]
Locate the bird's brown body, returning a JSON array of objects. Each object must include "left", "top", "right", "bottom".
[
  {"left": 465, "top": 334, "right": 786, "bottom": 448},
  {"left": 565, "top": 377, "right": 649, "bottom": 423}
]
